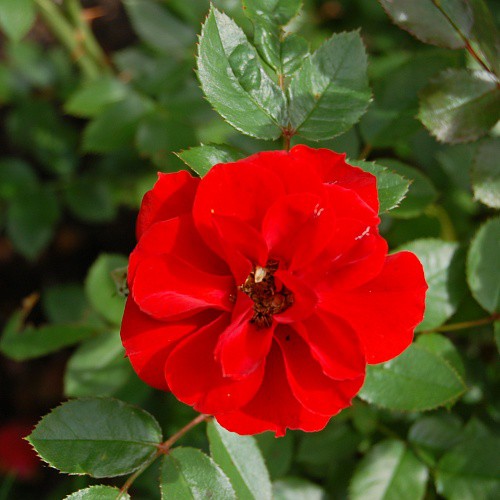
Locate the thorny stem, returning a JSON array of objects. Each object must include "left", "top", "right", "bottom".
[
  {"left": 34, "top": 0, "right": 104, "bottom": 79},
  {"left": 118, "top": 414, "right": 212, "bottom": 498},
  {"left": 359, "top": 143, "right": 372, "bottom": 160},
  {"left": 420, "top": 313, "right": 499, "bottom": 335},
  {"left": 65, "top": 0, "right": 111, "bottom": 73},
  {"left": 430, "top": 0, "right": 496, "bottom": 77}
]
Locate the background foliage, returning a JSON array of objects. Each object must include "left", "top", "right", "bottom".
[{"left": 0, "top": 0, "right": 499, "bottom": 499}]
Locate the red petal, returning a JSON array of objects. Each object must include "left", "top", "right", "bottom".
[
  {"left": 165, "top": 315, "right": 264, "bottom": 414},
  {"left": 120, "top": 296, "right": 212, "bottom": 390},
  {"left": 274, "top": 270, "right": 317, "bottom": 323},
  {"left": 193, "top": 160, "right": 285, "bottom": 253},
  {"left": 132, "top": 255, "right": 234, "bottom": 320},
  {"left": 325, "top": 251, "right": 428, "bottom": 364},
  {"left": 325, "top": 183, "right": 379, "bottom": 226},
  {"left": 244, "top": 149, "right": 324, "bottom": 195},
  {"left": 262, "top": 193, "right": 335, "bottom": 270},
  {"left": 129, "top": 214, "right": 229, "bottom": 283},
  {"left": 215, "top": 342, "right": 331, "bottom": 436},
  {"left": 212, "top": 214, "right": 269, "bottom": 284},
  {"left": 308, "top": 231, "right": 388, "bottom": 293},
  {"left": 276, "top": 326, "right": 364, "bottom": 415},
  {"left": 297, "top": 312, "right": 365, "bottom": 380},
  {"left": 136, "top": 171, "right": 199, "bottom": 240},
  {"left": 215, "top": 295, "right": 274, "bottom": 378},
  {"left": 290, "top": 145, "right": 379, "bottom": 212}
]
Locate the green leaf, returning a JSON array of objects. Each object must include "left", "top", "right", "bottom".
[
  {"left": 161, "top": 447, "right": 236, "bottom": 500},
  {"left": 64, "top": 78, "right": 129, "bottom": 118},
  {"left": 360, "top": 50, "right": 460, "bottom": 148},
  {"left": 467, "top": 216, "right": 500, "bottom": 313},
  {"left": 348, "top": 159, "right": 410, "bottom": 213},
  {"left": 177, "top": 144, "right": 246, "bottom": 177},
  {"left": 65, "top": 486, "right": 130, "bottom": 500},
  {"left": 83, "top": 93, "right": 153, "bottom": 153},
  {"left": 135, "top": 111, "right": 196, "bottom": 169},
  {"left": 242, "top": 0, "right": 302, "bottom": 25},
  {"left": 123, "top": 0, "right": 194, "bottom": 56},
  {"left": 418, "top": 69, "right": 500, "bottom": 144},
  {"left": 197, "top": 6, "right": 286, "bottom": 140},
  {"left": 378, "top": 0, "right": 473, "bottom": 49},
  {"left": 6, "top": 185, "right": 60, "bottom": 260},
  {"left": 359, "top": 344, "right": 466, "bottom": 411},
  {"left": 416, "top": 333, "right": 465, "bottom": 379},
  {"left": 207, "top": 420, "right": 272, "bottom": 500},
  {"left": 281, "top": 34, "right": 309, "bottom": 76},
  {"left": 408, "top": 415, "right": 463, "bottom": 455},
  {"left": 376, "top": 159, "right": 438, "bottom": 218},
  {"left": 0, "top": 158, "right": 37, "bottom": 200},
  {"left": 436, "top": 435, "right": 500, "bottom": 500},
  {"left": 64, "top": 175, "right": 117, "bottom": 224},
  {"left": 64, "top": 332, "right": 132, "bottom": 398},
  {"left": 297, "top": 423, "right": 361, "bottom": 468},
  {"left": 273, "top": 477, "right": 326, "bottom": 500},
  {"left": 472, "top": 138, "right": 500, "bottom": 208},
  {"left": 6, "top": 100, "right": 78, "bottom": 176},
  {"left": 396, "top": 239, "right": 465, "bottom": 331},
  {"left": 85, "top": 254, "right": 128, "bottom": 325},
  {"left": 28, "top": 398, "right": 162, "bottom": 478},
  {"left": 0, "top": 0, "right": 36, "bottom": 42},
  {"left": 42, "top": 284, "right": 88, "bottom": 324},
  {"left": 469, "top": 0, "right": 500, "bottom": 77},
  {"left": 350, "top": 440, "right": 428, "bottom": 500},
  {"left": 288, "top": 31, "right": 371, "bottom": 140},
  {"left": 256, "top": 432, "right": 294, "bottom": 479},
  {"left": 0, "top": 311, "right": 97, "bottom": 361}
]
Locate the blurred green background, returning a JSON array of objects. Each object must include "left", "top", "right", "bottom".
[{"left": 0, "top": 1, "right": 499, "bottom": 499}]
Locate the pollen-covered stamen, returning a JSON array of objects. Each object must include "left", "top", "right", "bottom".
[{"left": 239, "top": 259, "right": 294, "bottom": 329}]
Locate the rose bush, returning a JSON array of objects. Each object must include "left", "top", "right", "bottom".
[{"left": 120, "top": 145, "right": 427, "bottom": 436}]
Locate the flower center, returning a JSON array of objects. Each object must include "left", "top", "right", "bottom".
[{"left": 239, "top": 259, "right": 294, "bottom": 329}]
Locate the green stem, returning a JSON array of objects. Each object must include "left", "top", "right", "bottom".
[
  {"left": 359, "top": 143, "right": 372, "bottom": 160},
  {"left": 420, "top": 314, "right": 499, "bottom": 334},
  {"left": 34, "top": 0, "right": 101, "bottom": 79},
  {"left": 118, "top": 414, "right": 212, "bottom": 498},
  {"left": 430, "top": 0, "right": 494, "bottom": 76},
  {"left": 425, "top": 204, "right": 457, "bottom": 241},
  {"left": 64, "top": 0, "right": 111, "bottom": 73}
]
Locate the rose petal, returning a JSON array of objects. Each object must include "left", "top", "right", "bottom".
[
  {"left": 215, "top": 294, "right": 274, "bottom": 378},
  {"left": 290, "top": 145, "right": 379, "bottom": 212},
  {"left": 120, "top": 296, "right": 214, "bottom": 390},
  {"left": 308, "top": 231, "right": 388, "bottom": 293},
  {"left": 132, "top": 255, "right": 234, "bottom": 320},
  {"left": 262, "top": 193, "right": 335, "bottom": 270},
  {"left": 245, "top": 149, "right": 324, "bottom": 195},
  {"left": 274, "top": 270, "right": 317, "bottom": 323},
  {"left": 276, "top": 326, "right": 365, "bottom": 415},
  {"left": 297, "top": 312, "right": 365, "bottom": 380},
  {"left": 325, "top": 183, "right": 379, "bottom": 226},
  {"left": 325, "top": 251, "right": 428, "bottom": 364},
  {"left": 193, "top": 160, "right": 285, "bottom": 253},
  {"left": 136, "top": 171, "right": 199, "bottom": 240},
  {"left": 165, "top": 314, "right": 264, "bottom": 414},
  {"left": 212, "top": 214, "right": 269, "bottom": 284},
  {"left": 129, "top": 214, "right": 229, "bottom": 283},
  {"left": 216, "top": 342, "right": 331, "bottom": 437}
]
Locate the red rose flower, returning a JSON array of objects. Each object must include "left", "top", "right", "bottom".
[
  {"left": 121, "top": 145, "right": 427, "bottom": 436},
  {"left": 0, "top": 422, "right": 39, "bottom": 480}
]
